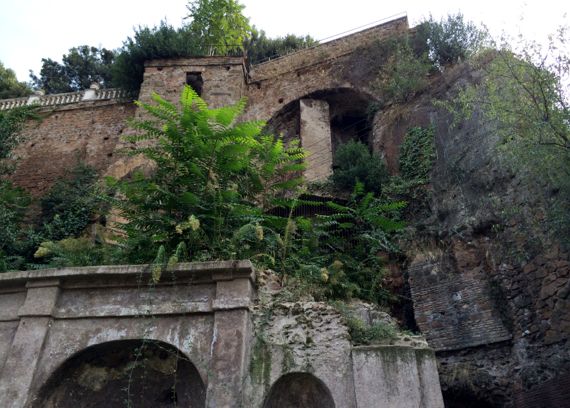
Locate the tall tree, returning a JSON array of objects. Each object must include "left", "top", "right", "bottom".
[
  {"left": 0, "top": 61, "right": 31, "bottom": 99},
  {"left": 186, "top": 0, "right": 252, "bottom": 56},
  {"left": 112, "top": 22, "right": 200, "bottom": 95},
  {"left": 30, "top": 46, "right": 115, "bottom": 94}
]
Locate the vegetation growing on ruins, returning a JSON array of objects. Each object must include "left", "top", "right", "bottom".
[
  {"left": 441, "top": 25, "right": 570, "bottom": 246},
  {"left": 1, "top": 7, "right": 568, "bottom": 306},
  {"left": 0, "top": 106, "right": 37, "bottom": 271},
  {"left": 0, "top": 108, "right": 101, "bottom": 271}
]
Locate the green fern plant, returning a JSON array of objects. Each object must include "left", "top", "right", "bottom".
[{"left": 108, "top": 85, "right": 306, "bottom": 263}]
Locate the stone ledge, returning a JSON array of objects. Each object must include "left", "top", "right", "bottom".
[{"left": 0, "top": 260, "right": 255, "bottom": 286}]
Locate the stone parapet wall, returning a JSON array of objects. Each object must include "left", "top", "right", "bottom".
[{"left": 352, "top": 346, "right": 444, "bottom": 408}]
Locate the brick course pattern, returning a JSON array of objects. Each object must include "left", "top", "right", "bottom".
[
  {"left": 408, "top": 255, "right": 512, "bottom": 351},
  {"left": 10, "top": 101, "right": 135, "bottom": 198}
]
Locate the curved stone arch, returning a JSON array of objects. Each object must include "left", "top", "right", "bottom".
[
  {"left": 264, "top": 87, "right": 379, "bottom": 182},
  {"left": 31, "top": 339, "right": 206, "bottom": 408},
  {"left": 258, "top": 85, "right": 378, "bottom": 126},
  {"left": 262, "top": 372, "right": 336, "bottom": 408}
]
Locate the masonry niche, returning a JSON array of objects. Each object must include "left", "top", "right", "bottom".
[{"left": 266, "top": 88, "right": 376, "bottom": 182}]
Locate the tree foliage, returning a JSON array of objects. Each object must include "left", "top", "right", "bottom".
[
  {"left": 442, "top": 25, "right": 570, "bottom": 244},
  {"left": 416, "top": 13, "right": 489, "bottom": 68},
  {"left": 246, "top": 29, "right": 317, "bottom": 64},
  {"left": 186, "top": 0, "right": 252, "bottom": 56},
  {"left": 0, "top": 61, "right": 31, "bottom": 99},
  {"left": 112, "top": 23, "right": 201, "bottom": 95},
  {"left": 30, "top": 46, "right": 115, "bottom": 94}
]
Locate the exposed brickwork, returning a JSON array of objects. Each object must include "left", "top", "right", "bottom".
[
  {"left": 140, "top": 57, "right": 246, "bottom": 108},
  {"left": 10, "top": 101, "right": 135, "bottom": 198},
  {"left": 243, "top": 17, "right": 408, "bottom": 122},
  {"left": 249, "top": 16, "right": 407, "bottom": 81},
  {"left": 408, "top": 248, "right": 512, "bottom": 351}
]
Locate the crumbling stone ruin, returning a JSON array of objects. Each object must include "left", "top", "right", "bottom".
[{"left": 0, "top": 15, "right": 569, "bottom": 407}]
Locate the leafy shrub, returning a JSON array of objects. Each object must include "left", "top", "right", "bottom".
[
  {"left": 416, "top": 13, "right": 488, "bottom": 68},
  {"left": 0, "top": 181, "right": 31, "bottom": 271},
  {"left": 0, "top": 105, "right": 38, "bottom": 271},
  {"left": 331, "top": 301, "right": 398, "bottom": 345},
  {"left": 332, "top": 140, "right": 388, "bottom": 194},
  {"left": 39, "top": 163, "right": 101, "bottom": 241},
  {"left": 109, "top": 85, "right": 305, "bottom": 263},
  {"left": 33, "top": 237, "right": 111, "bottom": 268},
  {"left": 399, "top": 126, "right": 436, "bottom": 183},
  {"left": 271, "top": 183, "right": 405, "bottom": 303},
  {"left": 375, "top": 37, "right": 432, "bottom": 104}
]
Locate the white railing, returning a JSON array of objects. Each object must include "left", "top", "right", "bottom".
[{"left": 0, "top": 86, "right": 129, "bottom": 111}]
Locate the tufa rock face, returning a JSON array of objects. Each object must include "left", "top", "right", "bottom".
[{"left": 372, "top": 61, "right": 570, "bottom": 406}]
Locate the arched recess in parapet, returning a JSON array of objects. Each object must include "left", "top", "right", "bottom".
[
  {"left": 31, "top": 339, "right": 206, "bottom": 408},
  {"left": 262, "top": 372, "right": 336, "bottom": 408}
]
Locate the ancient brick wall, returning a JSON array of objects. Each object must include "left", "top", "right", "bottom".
[
  {"left": 249, "top": 16, "right": 407, "bottom": 82},
  {"left": 408, "top": 247, "right": 512, "bottom": 351},
  {"left": 10, "top": 101, "right": 135, "bottom": 198},
  {"left": 139, "top": 57, "right": 246, "bottom": 108},
  {"left": 243, "top": 16, "right": 408, "bottom": 122}
]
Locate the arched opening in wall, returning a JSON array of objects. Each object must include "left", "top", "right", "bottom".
[
  {"left": 263, "top": 372, "right": 335, "bottom": 408},
  {"left": 266, "top": 88, "right": 376, "bottom": 153},
  {"left": 32, "top": 339, "right": 205, "bottom": 408},
  {"left": 266, "top": 88, "right": 377, "bottom": 183}
]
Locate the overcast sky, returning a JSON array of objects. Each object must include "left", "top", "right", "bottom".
[{"left": 0, "top": 0, "right": 569, "bottom": 82}]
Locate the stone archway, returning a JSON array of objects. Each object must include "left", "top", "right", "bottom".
[
  {"left": 265, "top": 88, "right": 377, "bottom": 182},
  {"left": 263, "top": 372, "right": 335, "bottom": 408},
  {"left": 31, "top": 339, "right": 206, "bottom": 408}
]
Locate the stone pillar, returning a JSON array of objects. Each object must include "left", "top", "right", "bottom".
[
  {"left": 0, "top": 279, "right": 60, "bottom": 408},
  {"left": 206, "top": 268, "right": 254, "bottom": 408},
  {"left": 300, "top": 99, "right": 333, "bottom": 182}
]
